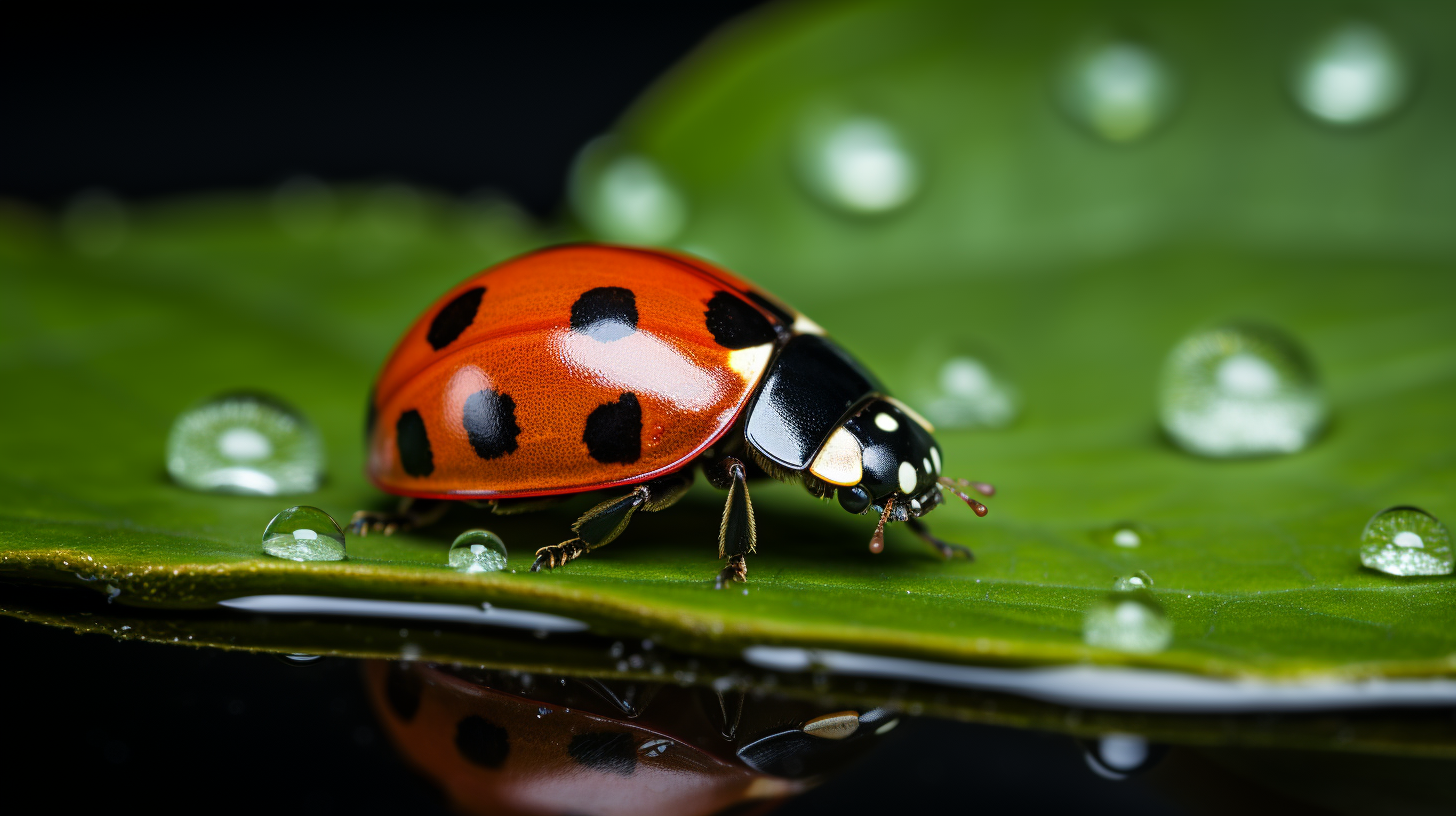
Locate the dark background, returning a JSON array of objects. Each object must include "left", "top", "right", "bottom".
[
  {"left": 2, "top": 4, "right": 1271, "bottom": 813},
  {"left": 3, "top": 3, "right": 759, "bottom": 215}
]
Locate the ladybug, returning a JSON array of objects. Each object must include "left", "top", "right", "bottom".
[
  {"left": 364, "top": 660, "right": 899, "bottom": 816},
  {"left": 353, "top": 244, "right": 992, "bottom": 586}
]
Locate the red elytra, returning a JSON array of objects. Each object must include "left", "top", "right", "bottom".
[{"left": 366, "top": 244, "right": 789, "bottom": 500}]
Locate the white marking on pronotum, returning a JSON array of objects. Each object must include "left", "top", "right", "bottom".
[
  {"left": 874, "top": 413, "right": 899, "bottom": 432},
  {"left": 809, "top": 426, "right": 864, "bottom": 486},
  {"left": 929, "top": 446, "right": 941, "bottom": 473},
  {"left": 793, "top": 314, "right": 826, "bottom": 335},
  {"left": 898, "top": 461, "right": 917, "bottom": 493},
  {"left": 922, "top": 457, "right": 931, "bottom": 473}
]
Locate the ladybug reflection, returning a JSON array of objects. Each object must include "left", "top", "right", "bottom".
[
  {"left": 354, "top": 244, "right": 994, "bottom": 586},
  {"left": 365, "top": 661, "right": 899, "bottom": 816}
]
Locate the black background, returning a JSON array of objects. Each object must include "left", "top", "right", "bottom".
[{"left": 2, "top": 4, "right": 1288, "bottom": 813}]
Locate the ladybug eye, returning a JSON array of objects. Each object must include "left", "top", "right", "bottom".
[{"left": 837, "top": 485, "right": 870, "bottom": 515}]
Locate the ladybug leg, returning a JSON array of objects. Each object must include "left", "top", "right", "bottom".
[
  {"left": 714, "top": 458, "right": 756, "bottom": 589},
  {"left": 349, "top": 498, "right": 449, "bottom": 537},
  {"left": 530, "top": 473, "right": 695, "bottom": 574},
  {"left": 906, "top": 517, "right": 975, "bottom": 561}
]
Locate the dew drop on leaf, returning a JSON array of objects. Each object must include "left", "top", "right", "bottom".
[
  {"left": 167, "top": 392, "right": 325, "bottom": 495},
  {"left": 1359, "top": 506, "right": 1453, "bottom": 576},
  {"left": 570, "top": 135, "right": 687, "bottom": 244},
  {"left": 1292, "top": 20, "right": 1411, "bottom": 127},
  {"left": 1057, "top": 35, "right": 1176, "bottom": 143},
  {"left": 923, "top": 355, "right": 1019, "bottom": 429},
  {"left": 1159, "top": 323, "right": 1326, "bottom": 457},
  {"left": 1083, "top": 594, "right": 1172, "bottom": 654},
  {"left": 796, "top": 113, "right": 920, "bottom": 215},
  {"left": 262, "top": 506, "right": 346, "bottom": 562},
  {"left": 1113, "top": 570, "right": 1154, "bottom": 591},
  {"left": 448, "top": 529, "right": 509, "bottom": 573}
]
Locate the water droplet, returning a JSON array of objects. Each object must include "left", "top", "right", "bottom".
[
  {"left": 262, "top": 506, "right": 346, "bottom": 562},
  {"left": 925, "top": 354, "right": 1019, "bottom": 429},
  {"left": 570, "top": 135, "right": 687, "bottom": 244},
  {"left": 448, "top": 529, "right": 508, "bottom": 573},
  {"left": 1360, "top": 506, "right": 1453, "bottom": 576},
  {"left": 167, "top": 393, "right": 325, "bottom": 495},
  {"left": 797, "top": 113, "right": 920, "bottom": 215},
  {"left": 1058, "top": 35, "right": 1176, "bottom": 142},
  {"left": 1293, "top": 20, "right": 1411, "bottom": 126},
  {"left": 1082, "top": 733, "right": 1165, "bottom": 780},
  {"left": 1159, "top": 323, "right": 1326, "bottom": 457},
  {"left": 1113, "top": 570, "right": 1154, "bottom": 591},
  {"left": 63, "top": 189, "right": 129, "bottom": 256},
  {"left": 276, "top": 653, "right": 324, "bottom": 666},
  {"left": 1093, "top": 523, "right": 1153, "bottom": 549},
  {"left": 639, "top": 738, "right": 672, "bottom": 758},
  {"left": 1084, "top": 594, "right": 1172, "bottom": 653}
]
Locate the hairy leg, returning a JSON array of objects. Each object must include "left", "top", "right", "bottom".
[{"left": 530, "top": 471, "right": 694, "bottom": 573}]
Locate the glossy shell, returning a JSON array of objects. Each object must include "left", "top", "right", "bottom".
[{"left": 366, "top": 245, "right": 790, "bottom": 499}]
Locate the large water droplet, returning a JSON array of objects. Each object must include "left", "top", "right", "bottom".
[
  {"left": 167, "top": 393, "right": 325, "bottom": 495},
  {"left": 570, "top": 136, "right": 687, "bottom": 244},
  {"left": 1113, "top": 570, "right": 1154, "bottom": 591},
  {"left": 1058, "top": 36, "right": 1177, "bottom": 142},
  {"left": 1159, "top": 323, "right": 1326, "bottom": 457},
  {"left": 920, "top": 354, "right": 1019, "bottom": 429},
  {"left": 448, "top": 529, "right": 509, "bottom": 573},
  {"left": 262, "top": 506, "right": 346, "bottom": 562},
  {"left": 1293, "top": 21, "right": 1411, "bottom": 126},
  {"left": 797, "top": 114, "right": 920, "bottom": 215},
  {"left": 63, "top": 189, "right": 129, "bottom": 257},
  {"left": 1360, "top": 506, "right": 1453, "bottom": 576},
  {"left": 1084, "top": 594, "right": 1172, "bottom": 654},
  {"left": 1082, "top": 733, "right": 1165, "bottom": 780}
]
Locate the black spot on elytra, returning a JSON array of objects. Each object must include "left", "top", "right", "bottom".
[
  {"left": 462, "top": 388, "right": 520, "bottom": 460},
  {"left": 567, "top": 731, "right": 637, "bottom": 776},
  {"left": 705, "top": 291, "right": 776, "bottom": 349},
  {"left": 384, "top": 663, "right": 422, "bottom": 722},
  {"left": 746, "top": 290, "right": 795, "bottom": 327},
  {"left": 427, "top": 287, "right": 485, "bottom": 350},
  {"left": 583, "top": 393, "right": 642, "bottom": 464},
  {"left": 455, "top": 716, "right": 510, "bottom": 768},
  {"left": 571, "top": 286, "right": 638, "bottom": 342},
  {"left": 396, "top": 410, "right": 434, "bottom": 477}
]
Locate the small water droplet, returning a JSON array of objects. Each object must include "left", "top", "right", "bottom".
[
  {"left": 639, "top": 738, "right": 671, "bottom": 758},
  {"left": 918, "top": 352, "right": 1019, "bottom": 430},
  {"left": 447, "top": 529, "right": 508, "bottom": 573},
  {"left": 796, "top": 112, "right": 920, "bottom": 215},
  {"left": 1360, "top": 506, "right": 1453, "bottom": 576},
  {"left": 262, "top": 506, "right": 346, "bottom": 562},
  {"left": 167, "top": 393, "right": 325, "bottom": 495},
  {"left": 276, "top": 653, "right": 324, "bottom": 666},
  {"left": 1159, "top": 323, "right": 1326, "bottom": 457},
  {"left": 1082, "top": 733, "right": 1165, "bottom": 780},
  {"left": 1058, "top": 35, "right": 1176, "bottom": 142},
  {"left": 1113, "top": 571, "right": 1154, "bottom": 591},
  {"left": 1084, "top": 593, "right": 1172, "bottom": 653},
  {"left": 570, "top": 135, "right": 687, "bottom": 244},
  {"left": 1293, "top": 20, "right": 1411, "bottom": 126},
  {"left": 63, "top": 189, "right": 129, "bottom": 256},
  {"left": 1093, "top": 523, "right": 1153, "bottom": 549}
]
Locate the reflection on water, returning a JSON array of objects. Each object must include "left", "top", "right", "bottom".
[{"left": 364, "top": 662, "right": 897, "bottom": 816}]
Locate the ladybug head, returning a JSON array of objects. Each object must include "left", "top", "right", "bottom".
[{"left": 809, "top": 397, "right": 991, "bottom": 548}]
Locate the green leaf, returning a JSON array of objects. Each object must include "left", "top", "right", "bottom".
[{"left": 5, "top": 0, "right": 1456, "bottom": 697}]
